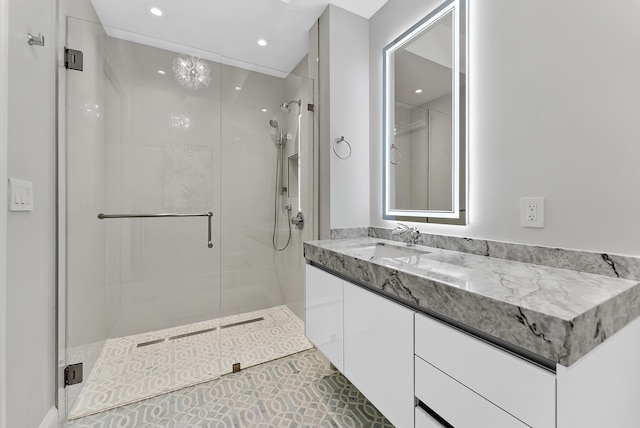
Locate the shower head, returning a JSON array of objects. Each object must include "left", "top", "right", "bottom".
[
  {"left": 280, "top": 99, "right": 301, "bottom": 113},
  {"left": 269, "top": 119, "right": 282, "bottom": 145}
]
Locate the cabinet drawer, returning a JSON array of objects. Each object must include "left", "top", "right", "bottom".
[
  {"left": 415, "top": 313, "right": 555, "bottom": 428},
  {"left": 415, "top": 356, "right": 528, "bottom": 428},
  {"left": 415, "top": 406, "right": 446, "bottom": 428}
]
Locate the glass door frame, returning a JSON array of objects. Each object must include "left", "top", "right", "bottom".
[{"left": 57, "top": 14, "right": 224, "bottom": 423}]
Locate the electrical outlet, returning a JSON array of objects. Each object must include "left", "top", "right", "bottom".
[{"left": 521, "top": 197, "right": 544, "bottom": 228}]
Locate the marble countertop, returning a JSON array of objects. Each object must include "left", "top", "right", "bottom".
[{"left": 304, "top": 237, "right": 640, "bottom": 366}]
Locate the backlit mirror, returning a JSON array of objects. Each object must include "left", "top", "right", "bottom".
[{"left": 383, "top": 0, "right": 467, "bottom": 224}]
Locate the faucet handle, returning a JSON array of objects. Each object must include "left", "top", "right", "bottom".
[{"left": 392, "top": 223, "right": 409, "bottom": 234}]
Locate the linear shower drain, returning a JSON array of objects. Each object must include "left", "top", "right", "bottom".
[{"left": 136, "top": 317, "right": 265, "bottom": 348}]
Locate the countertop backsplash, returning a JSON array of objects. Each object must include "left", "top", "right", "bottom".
[{"left": 329, "top": 227, "right": 640, "bottom": 282}]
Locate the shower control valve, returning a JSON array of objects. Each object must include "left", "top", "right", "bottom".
[{"left": 291, "top": 211, "right": 304, "bottom": 230}]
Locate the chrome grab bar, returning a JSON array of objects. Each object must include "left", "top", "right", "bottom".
[{"left": 97, "top": 212, "right": 214, "bottom": 248}]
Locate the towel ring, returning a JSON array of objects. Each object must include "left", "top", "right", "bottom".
[
  {"left": 390, "top": 144, "right": 401, "bottom": 165},
  {"left": 333, "top": 136, "right": 352, "bottom": 160}
]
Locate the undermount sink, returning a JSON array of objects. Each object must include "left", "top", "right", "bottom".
[{"left": 342, "top": 242, "right": 430, "bottom": 260}]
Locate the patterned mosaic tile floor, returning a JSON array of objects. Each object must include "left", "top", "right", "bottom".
[
  {"left": 65, "top": 349, "right": 393, "bottom": 427},
  {"left": 69, "top": 305, "right": 313, "bottom": 420}
]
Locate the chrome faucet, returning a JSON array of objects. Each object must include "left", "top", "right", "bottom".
[{"left": 391, "top": 223, "right": 420, "bottom": 247}]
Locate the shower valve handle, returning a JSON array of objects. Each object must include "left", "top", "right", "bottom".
[{"left": 291, "top": 211, "right": 304, "bottom": 230}]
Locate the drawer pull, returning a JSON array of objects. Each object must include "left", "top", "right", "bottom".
[{"left": 416, "top": 401, "right": 453, "bottom": 428}]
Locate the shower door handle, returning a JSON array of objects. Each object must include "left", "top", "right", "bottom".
[
  {"left": 206, "top": 212, "right": 213, "bottom": 248},
  {"left": 97, "top": 211, "right": 214, "bottom": 249}
]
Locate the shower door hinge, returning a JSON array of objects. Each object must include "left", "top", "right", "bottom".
[
  {"left": 307, "top": 103, "right": 314, "bottom": 112},
  {"left": 64, "top": 47, "right": 84, "bottom": 71},
  {"left": 64, "top": 363, "right": 83, "bottom": 387}
]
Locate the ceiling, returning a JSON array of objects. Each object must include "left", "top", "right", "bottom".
[
  {"left": 90, "top": 0, "right": 388, "bottom": 77},
  {"left": 395, "top": 50, "right": 452, "bottom": 107}
]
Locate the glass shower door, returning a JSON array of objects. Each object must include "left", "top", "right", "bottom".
[
  {"left": 63, "top": 16, "right": 222, "bottom": 420},
  {"left": 218, "top": 62, "right": 314, "bottom": 372}
]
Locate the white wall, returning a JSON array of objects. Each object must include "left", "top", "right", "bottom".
[
  {"left": 5, "top": 0, "right": 57, "bottom": 427},
  {"left": 0, "top": 0, "right": 8, "bottom": 425},
  {"left": 319, "top": 6, "right": 370, "bottom": 234},
  {"left": 370, "top": 0, "right": 640, "bottom": 256},
  {"left": 318, "top": 11, "right": 331, "bottom": 239}
]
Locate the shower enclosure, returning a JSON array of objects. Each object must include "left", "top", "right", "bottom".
[{"left": 59, "top": 13, "right": 315, "bottom": 422}]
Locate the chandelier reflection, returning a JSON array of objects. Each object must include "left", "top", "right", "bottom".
[
  {"left": 170, "top": 113, "right": 192, "bottom": 131},
  {"left": 173, "top": 55, "right": 211, "bottom": 90}
]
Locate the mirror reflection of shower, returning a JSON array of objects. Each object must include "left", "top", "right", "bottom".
[{"left": 270, "top": 99, "right": 301, "bottom": 251}]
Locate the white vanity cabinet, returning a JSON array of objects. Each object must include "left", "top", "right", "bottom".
[
  {"left": 414, "top": 313, "right": 556, "bottom": 428},
  {"left": 305, "top": 265, "right": 344, "bottom": 371},
  {"left": 305, "top": 264, "right": 415, "bottom": 428},
  {"left": 343, "top": 281, "right": 415, "bottom": 428},
  {"left": 306, "top": 264, "right": 556, "bottom": 428}
]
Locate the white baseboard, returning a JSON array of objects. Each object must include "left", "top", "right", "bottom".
[{"left": 38, "top": 406, "right": 58, "bottom": 428}]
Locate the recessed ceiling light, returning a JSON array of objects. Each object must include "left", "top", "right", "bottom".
[
  {"left": 147, "top": 4, "right": 166, "bottom": 18},
  {"left": 234, "top": 86, "right": 242, "bottom": 91},
  {"left": 257, "top": 38, "right": 269, "bottom": 47},
  {"left": 261, "top": 108, "right": 268, "bottom": 112},
  {"left": 157, "top": 70, "right": 166, "bottom": 75},
  {"left": 414, "top": 89, "right": 423, "bottom": 94}
]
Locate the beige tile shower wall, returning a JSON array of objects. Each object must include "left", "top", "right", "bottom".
[
  {"left": 105, "top": 38, "right": 222, "bottom": 337},
  {"left": 71, "top": 33, "right": 307, "bottom": 339},
  {"left": 220, "top": 64, "right": 288, "bottom": 317}
]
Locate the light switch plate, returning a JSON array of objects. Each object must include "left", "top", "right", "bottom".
[{"left": 8, "top": 178, "right": 33, "bottom": 211}]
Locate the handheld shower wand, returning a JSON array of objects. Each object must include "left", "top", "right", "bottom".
[
  {"left": 268, "top": 118, "right": 291, "bottom": 250},
  {"left": 269, "top": 119, "right": 282, "bottom": 145}
]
